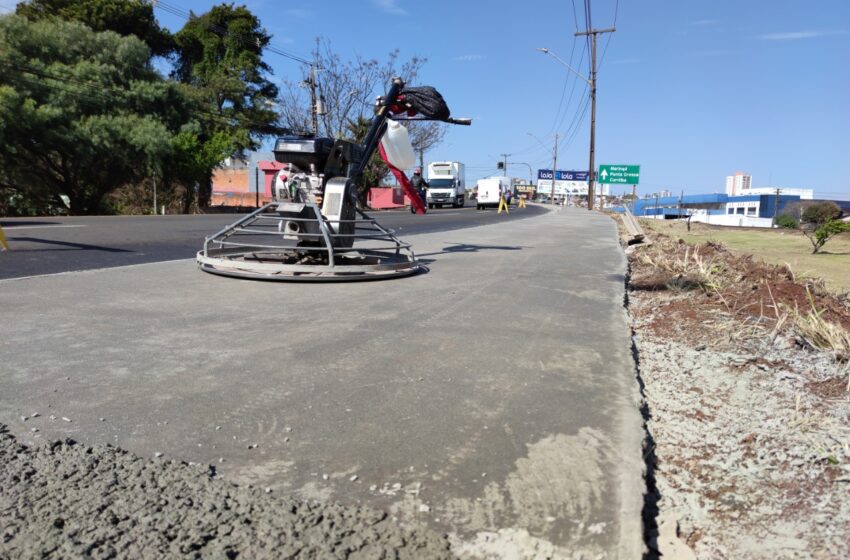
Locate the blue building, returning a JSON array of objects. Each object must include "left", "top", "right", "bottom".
[{"left": 628, "top": 193, "right": 803, "bottom": 220}]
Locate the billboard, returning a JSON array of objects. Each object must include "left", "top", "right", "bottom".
[{"left": 537, "top": 169, "right": 608, "bottom": 197}]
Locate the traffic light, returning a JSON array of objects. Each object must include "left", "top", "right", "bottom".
[{"left": 497, "top": 162, "right": 504, "bottom": 170}]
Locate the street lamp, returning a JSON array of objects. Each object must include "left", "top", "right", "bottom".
[{"left": 536, "top": 48, "right": 591, "bottom": 86}]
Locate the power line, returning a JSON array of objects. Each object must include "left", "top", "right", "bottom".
[
  {"left": 552, "top": 44, "right": 589, "bottom": 135},
  {"left": 598, "top": 0, "right": 620, "bottom": 71},
  {"left": 548, "top": 38, "right": 579, "bottom": 137}
]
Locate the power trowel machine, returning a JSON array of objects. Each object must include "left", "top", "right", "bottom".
[{"left": 197, "top": 77, "right": 470, "bottom": 281}]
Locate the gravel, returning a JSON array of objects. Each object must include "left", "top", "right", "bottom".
[{"left": 0, "top": 425, "right": 452, "bottom": 559}]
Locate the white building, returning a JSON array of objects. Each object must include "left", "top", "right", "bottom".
[
  {"left": 725, "top": 172, "right": 752, "bottom": 196},
  {"left": 746, "top": 187, "right": 814, "bottom": 200}
]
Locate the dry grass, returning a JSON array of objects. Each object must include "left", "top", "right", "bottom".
[
  {"left": 790, "top": 289, "right": 850, "bottom": 360},
  {"left": 640, "top": 219, "right": 850, "bottom": 293},
  {"left": 638, "top": 243, "right": 727, "bottom": 294}
]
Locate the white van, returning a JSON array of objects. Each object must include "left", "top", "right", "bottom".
[{"left": 475, "top": 176, "right": 512, "bottom": 210}]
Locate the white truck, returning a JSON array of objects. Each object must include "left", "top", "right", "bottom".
[
  {"left": 426, "top": 161, "right": 465, "bottom": 208},
  {"left": 475, "top": 176, "right": 513, "bottom": 210}
]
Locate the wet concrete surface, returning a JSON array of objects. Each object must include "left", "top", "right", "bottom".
[{"left": 0, "top": 207, "right": 644, "bottom": 558}]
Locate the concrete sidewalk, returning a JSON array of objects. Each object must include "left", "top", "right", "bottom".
[{"left": 0, "top": 207, "right": 645, "bottom": 558}]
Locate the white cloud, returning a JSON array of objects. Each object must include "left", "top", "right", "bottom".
[
  {"left": 455, "top": 54, "right": 485, "bottom": 62},
  {"left": 757, "top": 30, "right": 849, "bottom": 41},
  {"left": 374, "top": 0, "right": 406, "bottom": 15}
]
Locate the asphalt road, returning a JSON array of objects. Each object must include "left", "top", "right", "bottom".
[{"left": 0, "top": 203, "right": 547, "bottom": 279}]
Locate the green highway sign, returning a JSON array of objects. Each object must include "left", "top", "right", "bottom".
[{"left": 598, "top": 164, "right": 640, "bottom": 185}]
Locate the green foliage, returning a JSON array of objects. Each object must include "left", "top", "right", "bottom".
[
  {"left": 0, "top": 15, "right": 190, "bottom": 214},
  {"left": 801, "top": 201, "right": 842, "bottom": 226},
  {"left": 16, "top": 0, "right": 174, "bottom": 56},
  {"left": 804, "top": 219, "right": 850, "bottom": 254},
  {"left": 172, "top": 3, "right": 283, "bottom": 207},
  {"left": 775, "top": 213, "right": 799, "bottom": 229}
]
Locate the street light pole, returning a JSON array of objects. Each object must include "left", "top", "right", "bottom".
[{"left": 551, "top": 134, "right": 558, "bottom": 204}]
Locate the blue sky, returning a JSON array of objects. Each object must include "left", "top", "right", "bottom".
[{"left": 6, "top": 0, "right": 847, "bottom": 198}]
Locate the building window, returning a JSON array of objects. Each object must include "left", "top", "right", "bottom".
[
  {"left": 747, "top": 207, "right": 757, "bottom": 216},
  {"left": 728, "top": 208, "right": 734, "bottom": 214},
  {"left": 737, "top": 207, "right": 745, "bottom": 215}
]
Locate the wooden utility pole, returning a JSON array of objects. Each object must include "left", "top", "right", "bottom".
[
  {"left": 575, "top": 26, "right": 615, "bottom": 211},
  {"left": 308, "top": 63, "right": 319, "bottom": 136},
  {"left": 500, "top": 154, "right": 510, "bottom": 176}
]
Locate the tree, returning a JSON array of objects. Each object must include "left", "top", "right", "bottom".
[
  {"left": 172, "top": 3, "right": 283, "bottom": 207},
  {"left": 409, "top": 120, "right": 447, "bottom": 169},
  {"left": 16, "top": 0, "right": 174, "bottom": 56},
  {"left": 278, "top": 39, "right": 446, "bottom": 160},
  {"left": 802, "top": 219, "right": 850, "bottom": 254},
  {"left": 0, "top": 15, "right": 190, "bottom": 214},
  {"left": 801, "top": 201, "right": 842, "bottom": 226},
  {"left": 775, "top": 213, "right": 799, "bottom": 229}
]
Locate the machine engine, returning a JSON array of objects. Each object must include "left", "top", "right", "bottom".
[{"left": 271, "top": 136, "right": 362, "bottom": 248}]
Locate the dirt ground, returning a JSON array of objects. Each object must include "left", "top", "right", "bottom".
[{"left": 626, "top": 227, "right": 850, "bottom": 559}]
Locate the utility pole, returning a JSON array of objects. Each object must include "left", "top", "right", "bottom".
[
  {"left": 152, "top": 171, "right": 157, "bottom": 216},
  {"left": 575, "top": 26, "right": 615, "bottom": 211},
  {"left": 631, "top": 184, "right": 636, "bottom": 212},
  {"left": 308, "top": 63, "right": 319, "bottom": 136},
  {"left": 551, "top": 135, "right": 559, "bottom": 205},
  {"left": 772, "top": 187, "right": 781, "bottom": 226}
]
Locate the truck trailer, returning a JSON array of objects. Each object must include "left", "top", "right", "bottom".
[{"left": 426, "top": 161, "right": 466, "bottom": 208}]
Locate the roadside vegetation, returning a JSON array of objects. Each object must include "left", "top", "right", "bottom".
[
  {"left": 641, "top": 217, "right": 850, "bottom": 292},
  {"left": 0, "top": 0, "right": 444, "bottom": 216},
  {"left": 623, "top": 224, "right": 850, "bottom": 558}
]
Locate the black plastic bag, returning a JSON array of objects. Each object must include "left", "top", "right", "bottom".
[{"left": 399, "top": 86, "right": 451, "bottom": 121}]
